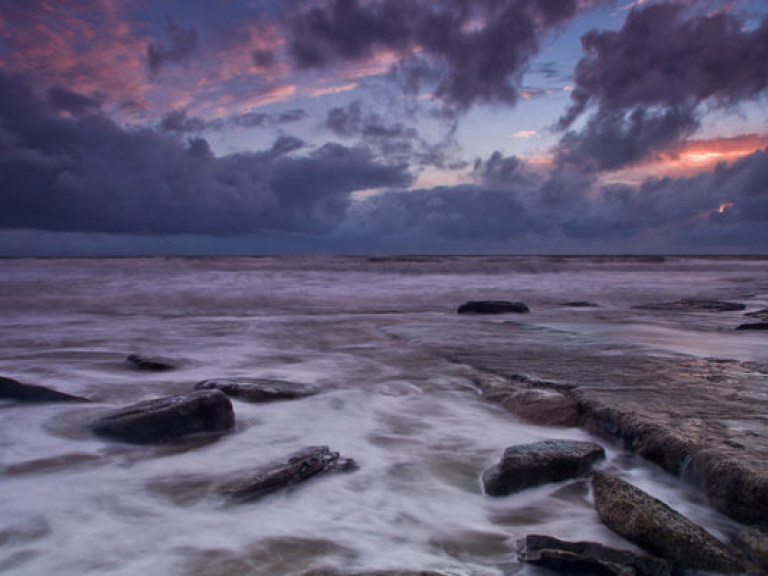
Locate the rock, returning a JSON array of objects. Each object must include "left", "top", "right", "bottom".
[
  {"left": 737, "top": 526, "right": 768, "bottom": 570},
  {"left": 518, "top": 534, "right": 671, "bottom": 576},
  {"left": 301, "top": 571, "right": 454, "bottom": 576},
  {"left": 90, "top": 389, "right": 234, "bottom": 444},
  {"left": 563, "top": 301, "right": 599, "bottom": 307},
  {"left": 744, "top": 308, "right": 768, "bottom": 321},
  {"left": 457, "top": 300, "right": 529, "bottom": 314},
  {"left": 0, "top": 375, "right": 90, "bottom": 403},
  {"left": 126, "top": 353, "right": 176, "bottom": 371},
  {"left": 635, "top": 299, "right": 746, "bottom": 312},
  {"left": 592, "top": 472, "right": 744, "bottom": 573},
  {"left": 219, "top": 446, "right": 357, "bottom": 501},
  {"left": 482, "top": 440, "right": 605, "bottom": 496},
  {"left": 483, "top": 387, "right": 579, "bottom": 426},
  {"left": 195, "top": 377, "right": 321, "bottom": 402},
  {"left": 736, "top": 322, "right": 768, "bottom": 331}
]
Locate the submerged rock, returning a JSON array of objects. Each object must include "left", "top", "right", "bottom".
[
  {"left": 518, "top": 534, "right": 671, "bottom": 576},
  {"left": 592, "top": 472, "right": 744, "bottom": 573},
  {"left": 736, "top": 322, "right": 768, "bottom": 331},
  {"left": 563, "top": 301, "right": 599, "bottom": 307},
  {"left": 457, "top": 300, "right": 529, "bottom": 314},
  {"left": 744, "top": 308, "right": 768, "bottom": 321},
  {"left": 0, "top": 375, "right": 90, "bottom": 403},
  {"left": 90, "top": 389, "right": 234, "bottom": 444},
  {"left": 126, "top": 354, "right": 176, "bottom": 371},
  {"left": 195, "top": 377, "right": 321, "bottom": 402},
  {"left": 635, "top": 299, "right": 746, "bottom": 312},
  {"left": 219, "top": 446, "right": 357, "bottom": 501},
  {"left": 482, "top": 440, "right": 605, "bottom": 496}
]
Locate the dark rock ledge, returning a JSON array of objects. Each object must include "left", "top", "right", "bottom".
[
  {"left": 0, "top": 375, "right": 90, "bottom": 403},
  {"left": 482, "top": 439, "right": 605, "bottom": 496},
  {"left": 218, "top": 446, "right": 357, "bottom": 502},
  {"left": 592, "top": 471, "right": 746, "bottom": 573},
  {"left": 196, "top": 377, "right": 321, "bottom": 402},
  {"left": 457, "top": 300, "right": 530, "bottom": 314},
  {"left": 518, "top": 534, "right": 671, "bottom": 576},
  {"left": 90, "top": 389, "right": 234, "bottom": 444},
  {"left": 736, "top": 322, "right": 768, "bottom": 331}
]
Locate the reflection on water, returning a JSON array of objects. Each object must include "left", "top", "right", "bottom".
[{"left": 0, "top": 256, "right": 765, "bottom": 574}]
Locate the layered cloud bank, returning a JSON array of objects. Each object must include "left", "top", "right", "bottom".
[{"left": 0, "top": 0, "right": 767, "bottom": 254}]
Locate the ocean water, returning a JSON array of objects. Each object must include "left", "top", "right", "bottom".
[{"left": 0, "top": 256, "right": 766, "bottom": 575}]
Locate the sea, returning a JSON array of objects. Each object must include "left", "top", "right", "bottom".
[{"left": 1, "top": 255, "right": 767, "bottom": 575}]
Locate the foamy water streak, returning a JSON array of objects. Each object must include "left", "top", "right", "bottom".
[{"left": 0, "top": 256, "right": 765, "bottom": 575}]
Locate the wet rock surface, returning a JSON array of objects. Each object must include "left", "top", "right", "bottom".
[
  {"left": 745, "top": 308, "right": 768, "bottom": 321},
  {"left": 592, "top": 472, "right": 744, "bottom": 573},
  {"left": 126, "top": 353, "right": 177, "bottom": 371},
  {"left": 195, "top": 377, "right": 321, "bottom": 402},
  {"left": 482, "top": 440, "right": 605, "bottom": 496},
  {"left": 635, "top": 298, "right": 746, "bottom": 312},
  {"left": 90, "top": 389, "right": 234, "bottom": 444},
  {"left": 0, "top": 375, "right": 90, "bottom": 403},
  {"left": 736, "top": 322, "right": 768, "bottom": 330},
  {"left": 457, "top": 300, "right": 529, "bottom": 314},
  {"left": 738, "top": 525, "right": 768, "bottom": 571},
  {"left": 301, "top": 571, "right": 456, "bottom": 576},
  {"left": 563, "top": 301, "right": 599, "bottom": 307},
  {"left": 518, "top": 534, "right": 671, "bottom": 576},
  {"left": 404, "top": 318, "right": 768, "bottom": 524},
  {"left": 219, "top": 446, "right": 357, "bottom": 501}
]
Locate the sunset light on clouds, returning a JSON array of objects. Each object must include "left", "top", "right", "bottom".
[{"left": 0, "top": 0, "right": 767, "bottom": 254}]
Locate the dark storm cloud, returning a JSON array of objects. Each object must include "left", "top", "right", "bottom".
[
  {"left": 325, "top": 101, "right": 458, "bottom": 168},
  {"left": 47, "top": 87, "right": 102, "bottom": 117},
  {"left": 160, "top": 109, "right": 307, "bottom": 132},
  {"left": 147, "top": 17, "right": 200, "bottom": 74},
  {"left": 342, "top": 146, "right": 768, "bottom": 250},
  {"left": 557, "top": 3, "right": 768, "bottom": 170},
  {"left": 285, "top": 0, "right": 589, "bottom": 111},
  {"left": 0, "top": 72, "right": 410, "bottom": 236}
]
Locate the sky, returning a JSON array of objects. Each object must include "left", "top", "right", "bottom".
[{"left": 1, "top": 0, "right": 767, "bottom": 255}]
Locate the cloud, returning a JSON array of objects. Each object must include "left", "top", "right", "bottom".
[
  {"left": 0, "top": 72, "right": 410, "bottom": 236},
  {"left": 556, "top": 3, "right": 768, "bottom": 170},
  {"left": 285, "top": 0, "right": 593, "bottom": 111},
  {"left": 147, "top": 17, "right": 200, "bottom": 74}
]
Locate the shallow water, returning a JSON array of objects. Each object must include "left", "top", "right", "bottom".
[{"left": 0, "top": 256, "right": 766, "bottom": 575}]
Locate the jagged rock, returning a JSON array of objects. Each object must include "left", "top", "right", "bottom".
[
  {"left": 563, "top": 301, "right": 599, "bottom": 307},
  {"left": 0, "top": 375, "right": 90, "bottom": 403},
  {"left": 482, "top": 440, "right": 605, "bottom": 496},
  {"left": 457, "top": 300, "right": 529, "bottom": 314},
  {"left": 737, "top": 526, "right": 768, "bottom": 571},
  {"left": 195, "top": 377, "right": 321, "bottom": 402},
  {"left": 592, "top": 472, "right": 744, "bottom": 573},
  {"left": 635, "top": 299, "right": 746, "bottom": 312},
  {"left": 483, "top": 387, "right": 579, "bottom": 426},
  {"left": 126, "top": 354, "right": 176, "bottom": 371},
  {"left": 736, "top": 322, "right": 768, "bottom": 331},
  {"left": 219, "top": 446, "right": 357, "bottom": 501},
  {"left": 90, "top": 389, "right": 234, "bottom": 444},
  {"left": 518, "top": 534, "right": 671, "bottom": 576}
]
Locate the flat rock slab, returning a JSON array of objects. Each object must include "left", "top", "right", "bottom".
[
  {"left": 592, "top": 472, "right": 744, "bottom": 573},
  {"left": 457, "top": 300, "right": 529, "bottom": 314},
  {"left": 736, "top": 322, "right": 768, "bottom": 330},
  {"left": 126, "top": 354, "right": 177, "bottom": 371},
  {"left": 482, "top": 440, "right": 605, "bottom": 496},
  {"left": 91, "top": 389, "right": 234, "bottom": 444},
  {"left": 635, "top": 299, "right": 746, "bottom": 312},
  {"left": 482, "top": 387, "right": 579, "bottom": 426},
  {"left": 0, "top": 375, "right": 90, "bottom": 403},
  {"left": 519, "top": 534, "right": 671, "bottom": 576},
  {"left": 195, "top": 378, "right": 321, "bottom": 402},
  {"left": 219, "top": 446, "right": 357, "bottom": 501}
]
